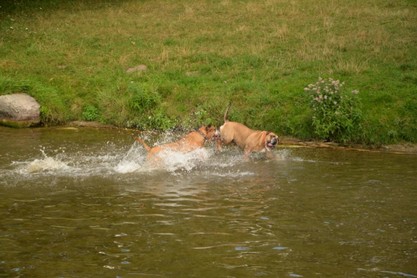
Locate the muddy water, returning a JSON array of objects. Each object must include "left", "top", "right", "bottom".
[{"left": 0, "top": 126, "right": 416, "bottom": 277}]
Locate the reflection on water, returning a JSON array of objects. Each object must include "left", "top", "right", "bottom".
[{"left": 0, "top": 127, "right": 416, "bottom": 277}]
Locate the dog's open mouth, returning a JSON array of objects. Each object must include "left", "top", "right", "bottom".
[{"left": 266, "top": 138, "right": 278, "bottom": 148}]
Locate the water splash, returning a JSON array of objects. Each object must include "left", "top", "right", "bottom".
[
  {"left": 154, "top": 148, "right": 212, "bottom": 172},
  {"left": 5, "top": 141, "right": 296, "bottom": 180},
  {"left": 9, "top": 142, "right": 216, "bottom": 177},
  {"left": 114, "top": 142, "right": 213, "bottom": 173},
  {"left": 15, "top": 148, "right": 70, "bottom": 174},
  {"left": 25, "top": 156, "right": 70, "bottom": 173},
  {"left": 11, "top": 146, "right": 124, "bottom": 177},
  {"left": 114, "top": 142, "right": 146, "bottom": 173}
]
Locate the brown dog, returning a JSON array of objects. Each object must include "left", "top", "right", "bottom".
[
  {"left": 216, "top": 105, "right": 279, "bottom": 159},
  {"left": 136, "top": 125, "right": 217, "bottom": 160}
]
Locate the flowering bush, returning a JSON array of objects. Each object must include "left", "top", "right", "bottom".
[{"left": 304, "top": 77, "right": 362, "bottom": 143}]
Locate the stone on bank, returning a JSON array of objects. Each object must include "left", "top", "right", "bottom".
[{"left": 0, "top": 93, "right": 41, "bottom": 128}]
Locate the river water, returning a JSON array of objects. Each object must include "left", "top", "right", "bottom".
[{"left": 0, "top": 126, "right": 416, "bottom": 277}]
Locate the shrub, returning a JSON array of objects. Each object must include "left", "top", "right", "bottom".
[
  {"left": 128, "top": 83, "right": 160, "bottom": 114},
  {"left": 126, "top": 109, "right": 175, "bottom": 130},
  {"left": 125, "top": 83, "right": 174, "bottom": 130},
  {"left": 304, "top": 77, "right": 362, "bottom": 143},
  {"left": 82, "top": 105, "right": 100, "bottom": 121}
]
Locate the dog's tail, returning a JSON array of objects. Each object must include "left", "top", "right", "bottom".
[
  {"left": 135, "top": 137, "right": 151, "bottom": 152},
  {"left": 224, "top": 101, "right": 232, "bottom": 122}
]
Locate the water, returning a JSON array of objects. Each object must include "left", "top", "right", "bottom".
[{"left": 0, "top": 126, "right": 416, "bottom": 277}]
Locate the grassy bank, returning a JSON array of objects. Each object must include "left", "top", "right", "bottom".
[{"left": 1, "top": 0, "right": 416, "bottom": 145}]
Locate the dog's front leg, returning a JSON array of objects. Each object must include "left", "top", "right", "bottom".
[
  {"left": 215, "top": 138, "right": 223, "bottom": 153},
  {"left": 243, "top": 147, "right": 252, "bottom": 161},
  {"left": 266, "top": 150, "right": 275, "bottom": 160},
  {"left": 214, "top": 130, "right": 223, "bottom": 153}
]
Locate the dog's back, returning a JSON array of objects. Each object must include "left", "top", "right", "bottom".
[{"left": 220, "top": 121, "right": 256, "bottom": 149}]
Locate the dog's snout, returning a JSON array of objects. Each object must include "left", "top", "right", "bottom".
[
  {"left": 212, "top": 130, "right": 221, "bottom": 140},
  {"left": 271, "top": 137, "right": 278, "bottom": 145}
]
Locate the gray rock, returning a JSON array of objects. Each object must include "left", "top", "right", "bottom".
[
  {"left": 126, "top": 64, "right": 147, "bottom": 73},
  {"left": 0, "top": 93, "right": 40, "bottom": 127}
]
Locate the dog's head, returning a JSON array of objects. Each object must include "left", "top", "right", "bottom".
[
  {"left": 198, "top": 125, "right": 217, "bottom": 140},
  {"left": 265, "top": 132, "right": 279, "bottom": 149},
  {"left": 213, "top": 129, "right": 221, "bottom": 141}
]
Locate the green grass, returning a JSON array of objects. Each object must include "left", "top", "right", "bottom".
[{"left": 1, "top": 0, "right": 416, "bottom": 144}]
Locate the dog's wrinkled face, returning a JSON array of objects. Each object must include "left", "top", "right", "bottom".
[{"left": 265, "top": 132, "right": 279, "bottom": 149}]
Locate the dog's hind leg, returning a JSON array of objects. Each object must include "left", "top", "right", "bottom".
[{"left": 135, "top": 137, "right": 151, "bottom": 152}]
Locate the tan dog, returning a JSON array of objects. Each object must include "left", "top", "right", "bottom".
[
  {"left": 216, "top": 105, "right": 279, "bottom": 159},
  {"left": 136, "top": 125, "right": 217, "bottom": 160}
]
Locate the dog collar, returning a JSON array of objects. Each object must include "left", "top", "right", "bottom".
[{"left": 195, "top": 129, "right": 208, "bottom": 141}]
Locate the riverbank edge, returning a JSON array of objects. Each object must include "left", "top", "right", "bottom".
[{"left": 61, "top": 121, "right": 417, "bottom": 155}]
